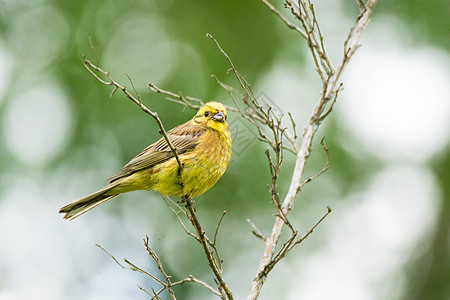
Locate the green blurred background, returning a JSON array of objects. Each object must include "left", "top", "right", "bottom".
[{"left": 0, "top": 0, "right": 449, "bottom": 299}]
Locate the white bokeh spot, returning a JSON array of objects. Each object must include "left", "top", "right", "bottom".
[
  {"left": 3, "top": 85, "right": 72, "bottom": 167},
  {"left": 339, "top": 25, "right": 450, "bottom": 162},
  {"left": 256, "top": 65, "right": 319, "bottom": 126}
]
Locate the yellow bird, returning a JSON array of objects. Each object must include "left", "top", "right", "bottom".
[{"left": 59, "top": 102, "right": 232, "bottom": 220}]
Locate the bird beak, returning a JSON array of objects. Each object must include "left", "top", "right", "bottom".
[{"left": 213, "top": 111, "right": 225, "bottom": 122}]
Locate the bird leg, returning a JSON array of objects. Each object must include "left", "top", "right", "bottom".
[
  {"left": 181, "top": 196, "right": 197, "bottom": 212},
  {"left": 180, "top": 195, "right": 191, "bottom": 203}
]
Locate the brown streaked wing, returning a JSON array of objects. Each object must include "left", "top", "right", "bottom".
[{"left": 109, "top": 122, "right": 206, "bottom": 182}]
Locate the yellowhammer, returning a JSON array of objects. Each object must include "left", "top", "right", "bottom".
[{"left": 59, "top": 102, "right": 232, "bottom": 220}]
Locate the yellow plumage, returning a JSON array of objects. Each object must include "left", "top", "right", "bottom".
[{"left": 59, "top": 102, "right": 232, "bottom": 220}]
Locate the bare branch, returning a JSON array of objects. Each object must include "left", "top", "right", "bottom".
[
  {"left": 248, "top": 1, "right": 378, "bottom": 299},
  {"left": 184, "top": 199, "right": 234, "bottom": 299}
]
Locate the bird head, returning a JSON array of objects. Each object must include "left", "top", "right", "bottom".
[{"left": 193, "top": 102, "right": 229, "bottom": 132}]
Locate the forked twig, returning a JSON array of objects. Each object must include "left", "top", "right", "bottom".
[
  {"left": 263, "top": 206, "right": 332, "bottom": 274},
  {"left": 172, "top": 276, "right": 221, "bottom": 296},
  {"left": 95, "top": 244, "right": 165, "bottom": 286}
]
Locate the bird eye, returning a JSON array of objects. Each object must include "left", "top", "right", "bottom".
[{"left": 204, "top": 111, "right": 209, "bottom": 117}]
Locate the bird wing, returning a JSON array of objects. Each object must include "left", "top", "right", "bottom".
[{"left": 109, "top": 122, "right": 206, "bottom": 182}]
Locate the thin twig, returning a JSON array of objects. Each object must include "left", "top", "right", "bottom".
[
  {"left": 124, "top": 73, "right": 142, "bottom": 103},
  {"left": 148, "top": 82, "right": 204, "bottom": 108},
  {"left": 247, "top": 219, "right": 267, "bottom": 241},
  {"left": 82, "top": 52, "right": 183, "bottom": 174},
  {"left": 318, "top": 83, "right": 343, "bottom": 121},
  {"left": 213, "top": 211, "right": 227, "bottom": 246},
  {"left": 287, "top": 112, "right": 297, "bottom": 140},
  {"left": 96, "top": 244, "right": 164, "bottom": 285},
  {"left": 263, "top": 206, "right": 332, "bottom": 274},
  {"left": 137, "top": 285, "right": 156, "bottom": 298},
  {"left": 172, "top": 275, "right": 221, "bottom": 297},
  {"left": 292, "top": 206, "right": 332, "bottom": 247},
  {"left": 162, "top": 196, "right": 200, "bottom": 242},
  {"left": 206, "top": 34, "right": 256, "bottom": 106},
  {"left": 124, "top": 258, "right": 165, "bottom": 285},
  {"left": 297, "top": 137, "right": 330, "bottom": 192},
  {"left": 208, "top": 211, "right": 227, "bottom": 273},
  {"left": 143, "top": 236, "right": 177, "bottom": 300},
  {"left": 259, "top": 0, "right": 307, "bottom": 39},
  {"left": 87, "top": 34, "right": 99, "bottom": 67}
]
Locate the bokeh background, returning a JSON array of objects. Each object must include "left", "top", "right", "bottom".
[{"left": 0, "top": 0, "right": 449, "bottom": 299}]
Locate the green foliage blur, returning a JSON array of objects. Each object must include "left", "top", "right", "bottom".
[{"left": 0, "top": 0, "right": 448, "bottom": 299}]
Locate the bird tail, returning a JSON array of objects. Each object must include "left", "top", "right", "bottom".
[{"left": 59, "top": 182, "right": 120, "bottom": 221}]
